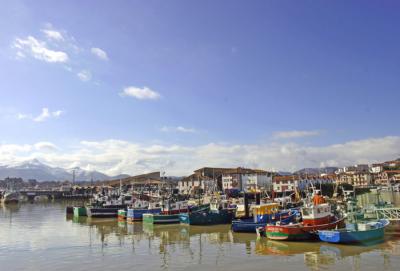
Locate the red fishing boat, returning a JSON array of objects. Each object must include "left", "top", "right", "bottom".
[{"left": 260, "top": 203, "right": 345, "bottom": 241}]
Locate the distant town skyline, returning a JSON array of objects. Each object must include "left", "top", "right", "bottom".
[{"left": 1, "top": 1, "right": 400, "bottom": 175}]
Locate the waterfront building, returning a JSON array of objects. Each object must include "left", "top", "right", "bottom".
[
  {"left": 178, "top": 174, "right": 215, "bottom": 195},
  {"left": 335, "top": 164, "right": 369, "bottom": 175},
  {"left": 221, "top": 168, "right": 272, "bottom": 192},
  {"left": 178, "top": 167, "right": 273, "bottom": 194},
  {"left": 273, "top": 174, "right": 335, "bottom": 193},
  {"left": 373, "top": 170, "right": 400, "bottom": 185},
  {"left": 272, "top": 175, "right": 297, "bottom": 193},
  {"left": 334, "top": 164, "right": 372, "bottom": 186},
  {"left": 336, "top": 172, "right": 372, "bottom": 186}
]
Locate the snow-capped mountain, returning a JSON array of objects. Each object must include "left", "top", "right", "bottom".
[{"left": 0, "top": 159, "right": 129, "bottom": 182}]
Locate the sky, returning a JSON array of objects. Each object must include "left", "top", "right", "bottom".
[{"left": 1, "top": 0, "right": 400, "bottom": 176}]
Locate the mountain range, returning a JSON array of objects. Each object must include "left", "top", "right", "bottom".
[{"left": 0, "top": 159, "right": 130, "bottom": 182}]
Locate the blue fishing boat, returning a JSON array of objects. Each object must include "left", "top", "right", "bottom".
[
  {"left": 318, "top": 219, "right": 390, "bottom": 244},
  {"left": 232, "top": 218, "right": 266, "bottom": 232},
  {"left": 127, "top": 207, "right": 162, "bottom": 222},
  {"left": 231, "top": 203, "right": 299, "bottom": 233}
]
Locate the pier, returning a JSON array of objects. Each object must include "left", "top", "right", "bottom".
[{"left": 19, "top": 190, "right": 91, "bottom": 200}]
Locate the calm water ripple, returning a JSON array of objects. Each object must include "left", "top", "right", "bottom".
[{"left": 0, "top": 193, "right": 400, "bottom": 271}]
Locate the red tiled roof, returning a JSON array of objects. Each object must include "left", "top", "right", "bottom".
[{"left": 384, "top": 170, "right": 400, "bottom": 174}]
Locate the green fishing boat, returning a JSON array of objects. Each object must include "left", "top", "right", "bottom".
[
  {"left": 143, "top": 213, "right": 180, "bottom": 224},
  {"left": 118, "top": 209, "right": 127, "bottom": 220},
  {"left": 73, "top": 206, "right": 87, "bottom": 217}
]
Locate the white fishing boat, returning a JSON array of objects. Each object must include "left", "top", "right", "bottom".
[{"left": 1, "top": 191, "right": 20, "bottom": 204}]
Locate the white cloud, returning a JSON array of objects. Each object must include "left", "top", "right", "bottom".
[
  {"left": 120, "top": 86, "right": 161, "bottom": 100},
  {"left": 52, "top": 110, "right": 63, "bottom": 117},
  {"left": 41, "top": 29, "right": 64, "bottom": 41},
  {"left": 91, "top": 47, "right": 108, "bottom": 60},
  {"left": 17, "top": 113, "right": 30, "bottom": 120},
  {"left": 161, "top": 126, "right": 196, "bottom": 133},
  {"left": 15, "top": 51, "right": 26, "bottom": 59},
  {"left": 34, "top": 142, "right": 58, "bottom": 151},
  {"left": 33, "top": 108, "right": 50, "bottom": 122},
  {"left": 0, "top": 136, "right": 399, "bottom": 176},
  {"left": 13, "top": 36, "right": 68, "bottom": 63},
  {"left": 17, "top": 108, "right": 64, "bottom": 122},
  {"left": 273, "top": 130, "right": 321, "bottom": 139},
  {"left": 77, "top": 70, "right": 92, "bottom": 82}
]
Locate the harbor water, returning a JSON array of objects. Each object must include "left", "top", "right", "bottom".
[{"left": 1, "top": 192, "right": 400, "bottom": 271}]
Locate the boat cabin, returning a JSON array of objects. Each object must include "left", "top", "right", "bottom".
[
  {"left": 252, "top": 203, "right": 284, "bottom": 223},
  {"left": 132, "top": 199, "right": 150, "bottom": 209},
  {"left": 252, "top": 203, "right": 280, "bottom": 215},
  {"left": 301, "top": 203, "right": 331, "bottom": 222},
  {"left": 163, "top": 200, "right": 188, "bottom": 213}
]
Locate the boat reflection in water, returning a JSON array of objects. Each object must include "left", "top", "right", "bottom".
[
  {"left": 255, "top": 228, "right": 400, "bottom": 271},
  {"left": 70, "top": 215, "right": 400, "bottom": 271}
]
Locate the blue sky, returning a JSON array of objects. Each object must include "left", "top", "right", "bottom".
[{"left": 1, "top": 1, "right": 400, "bottom": 175}]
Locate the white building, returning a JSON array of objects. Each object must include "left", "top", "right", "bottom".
[
  {"left": 180, "top": 167, "right": 273, "bottom": 193},
  {"left": 370, "top": 164, "right": 383, "bottom": 174},
  {"left": 222, "top": 168, "right": 273, "bottom": 192},
  {"left": 178, "top": 175, "right": 216, "bottom": 194}
]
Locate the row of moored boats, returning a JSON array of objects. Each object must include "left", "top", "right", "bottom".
[{"left": 69, "top": 191, "right": 392, "bottom": 245}]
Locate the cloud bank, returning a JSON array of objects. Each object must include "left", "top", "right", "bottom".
[{"left": 0, "top": 136, "right": 399, "bottom": 176}]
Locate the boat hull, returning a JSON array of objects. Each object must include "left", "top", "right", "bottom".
[
  {"left": 143, "top": 213, "right": 181, "bottom": 224},
  {"left": 180, "top": 209, "right": 235, "bottom": 225},
  {"left": 2, "top": 192, "right": 20, "bottom": 204},
  {"left": 127, "top": 208, "right": 162, "bottom": 222},
  {"left": 161, "top": 209, "right": 188, "bottom": 215},
  {"left": 118, "top": 209, "right": 127, "bottom": 220},
  {"left": 232, "top": 219, "right": 266, "bottom": 232},
  {"left": 318, "top": 219, "right": 390, "bottom": 244},
  {"left": 86, "top": 205, "right": 127, "bottom": 218},
  {"left": 266, "top": 216, "right": 345, "bottom": 241},
  {"left": 73, "top": 206, "right": 87, "bottom": 217},
  {"left": 232, "top": 210, "right": 299, "bottom": 233}
]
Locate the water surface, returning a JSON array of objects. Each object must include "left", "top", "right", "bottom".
[{"left": 1, "top": 193, "right": 400, "bottom": 271}]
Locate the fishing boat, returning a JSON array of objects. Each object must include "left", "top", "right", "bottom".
[
  {"left": 127, "top": 207, "right": 162, "bottom": 222},
  {"left": 73, "top": 206, "right": 87, "bottom": 217},
  {"left": 126, "top": 201, "right": 162, "bottom": 222},
  {"left": 66, "top": 206, "right": 74, "bottom": 214},
  {"left": 161, "top": 200, "right": 189, "bottom": 214},
  {"left": 231, "top": 203, "right": 299, "bottom": 233},
  {"left": 1, "top": 191, "right": 20, "bottom": 204},
  {"left": 180, "top": 203, "right": 235, "bottom": 225},
  {"left": 318, "top": 219, "right": 390, "bottom": 244},
  {"left": 117, "top": 209, "right": 127, "bottom": 220},
  {"left": 142, "top": 201, "right": 210, "bottom": 224},
  {"left": 143, "top": 213, "right": 181, "bottom": 224},
  {"left": 261, "top": 203, "right": 345, "bottom": 241},
  {"left": 86, "top": 204, "right": 126, "bottom": 218},
  {"left": 86, "top": 194, "right": 133, "bottom": 218}
]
